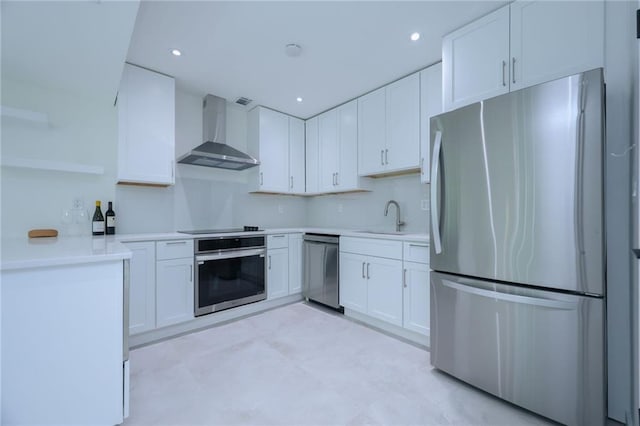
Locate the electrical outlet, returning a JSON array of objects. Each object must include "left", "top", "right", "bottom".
[
  {"left": 338, "top": 204, "right": 343, "bottom": 213},
  {"left": 278, "top": 205, "right": 284, "bottom": 214},
  {"left": 421, "top": 199, "right": 429, "bottom": 211}
]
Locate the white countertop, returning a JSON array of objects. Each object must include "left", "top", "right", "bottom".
[
  {"left": 113, "top": 228, "right": 428, "bottom": 243},
  {"left": 1, "top": 235, "right": 132, "bottom": 271}
]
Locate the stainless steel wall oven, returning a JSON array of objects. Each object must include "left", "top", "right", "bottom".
[{"left": 193, "top": 235, "right": 266, "bottom": 316}]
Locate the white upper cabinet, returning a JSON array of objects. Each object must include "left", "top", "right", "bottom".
[
  {"left": 248, "top": 106, "right": 290, "bottom": 193},
  {"left": 357, "top": 87, "right": 386, "bottom": 176},
  {"left": 443, "top": 0, "right": 604, "bottom": 112},
  {"left": 442, "top": 6, "right": 510, "bottom": 112},
  {"left": 509, "top": 0, "right": 604, "bottom": 91},
  {"left": 315, "top": 99, "right": 365, "bottom": 194},
  {"left": 357, "top": 73, "right": 420, "bottom": 176},
  {"left": 305, "top": 117, "right": 319, "bottom": 193},
  {"left": 117, "top": 63, "right": 175, "bottom": 186},
  {"left": 385, "top": 73, "right": 420, "bottom": 172},
  {"left": 288, "top": 117, "right": 306, "bottom": 193},
  {"left": 419, "top": 63, "right": 443, "bottom": 184}
]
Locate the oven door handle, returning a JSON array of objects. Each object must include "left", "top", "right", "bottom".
[{"left": 196, "top": 248, "right": 266, "bottom": 263}]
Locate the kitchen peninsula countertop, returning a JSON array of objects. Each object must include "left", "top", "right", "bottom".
[{"left": 1, "top": 235, "right": 132, "bottom": 271}]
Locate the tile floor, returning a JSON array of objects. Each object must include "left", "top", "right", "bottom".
[{"left": 124, "top": 302, "right": 552, "bottom": 425}]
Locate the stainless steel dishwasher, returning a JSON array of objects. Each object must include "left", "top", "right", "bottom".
[{"left": 303, "top": 233, "right": 341, "bottom": 310}]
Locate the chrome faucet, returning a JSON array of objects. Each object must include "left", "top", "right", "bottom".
[{"left": 384, "top": 200, "right": 405, "bottom": 232}]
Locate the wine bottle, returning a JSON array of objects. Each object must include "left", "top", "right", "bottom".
[
  {"left": 105, "top": 201, "right": 116, "bottom": 235},
  {"left": 92, "top": 201, "right": 105, "bottom": 236}
]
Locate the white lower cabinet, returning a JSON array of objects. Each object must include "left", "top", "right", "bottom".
[
  {"left": 288, "top": 233, "right": 303, "bottom": 294},
  {"left": 341, "top": 237, "right": 430, "bottom": 340},
  {"left": 339, "top": 252, "right": 368, "bottom": 313},
  {"left": 123, "top": 241, "right": 156, "bottom": 335},
  {"left": 340, "top": 237, "right": 403, "bottom": 326},
  {"left": 156, "top": 257, "right": 194, "bottom": 328},
  {"left": 402, "top": 261, "right": 430, "bottom": 335},
  {"left": 267, "top": 247, "right": 289, "bottom": 299},
  {"left": 366, "top": 257, "right": 403, "bottom": 327}
]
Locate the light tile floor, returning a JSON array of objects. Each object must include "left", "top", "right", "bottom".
[{"left": 124, "top": 302, "right": 553, "bottom": 426}]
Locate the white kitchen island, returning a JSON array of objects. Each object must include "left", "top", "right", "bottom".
[{"left": 1, "top": 236, "right": 131, "bottom": 425}]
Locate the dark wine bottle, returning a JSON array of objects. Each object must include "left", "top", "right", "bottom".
[
  {"left": 105, "top": 201, "right": 116, "bottom": 235},
  {"left": 92, "top": 200, "right": 105, "bottom": 236}
]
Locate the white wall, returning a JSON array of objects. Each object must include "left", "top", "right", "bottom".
[
  {"left": 1, "top": 78, "right": 118, "bottom": 239},
  {"left": 306, "top": 174, "right": 429, "bottom": 233},
  {"left": 115, "top": 88, "right": 307, "bottom": 234}
]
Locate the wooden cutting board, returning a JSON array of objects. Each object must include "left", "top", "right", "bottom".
[{"left": 28, "top": 229, "right": 58, "bottom": 238}]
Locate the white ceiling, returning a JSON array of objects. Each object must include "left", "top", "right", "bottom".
[
  {"left": 1, "top": 1, "right": 506, "bottom": 118},
  {"left": 127, "top": 1, "right": 506, "bottom": 119},
  {"left": 1, "top": 0, "right": 139, "bottom": 103}
]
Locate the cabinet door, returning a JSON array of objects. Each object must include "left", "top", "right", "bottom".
[
  {"left": 267, "top": 248, "right": 289, "bottom": 299},
  {"left": 118, "top": 63, "right": 175, "bottom": 185},
  {"left": 288, "top": 234, "right": 303, "bottom": 294},
  {"left": 336, "top": 100, "right": 358, "bottom": 190},
  {"left": 156, "top": 258, "right": 194, "bottom": 328},
  {"left": 339, "top": 252, "right": 368, "bottom": 313},
  {"left": 257, "top": 108, "right": 290, "bottom": 192},
  {"left": 403, "top": 261, "right": 430, "bottom": 335},
  {"left": 305, "top": 117, "right": 319, "bottom": 193},
  {"left": 357, "top": 87, "right": 386, "bottom": 176},
  {"left": 288, "top": 117, "right": 306, "bottom": 193},
  {"left": 386, "top": 73, "right": 420, "bottom": 172},
  {"left": 123, "top": 241, "right": 156, "bottom": 335},
  {"left": 367, "top": 256, "right": 403, "bottom": 327},
  {"left": 420, "top": 63, "right": 443, "bottom": 184},
  {"left": 318, "top": 109, "right": 339, "bottom": 192},
  {"left": 442, "top": 6, "right": 510, "bottom": 111},
  {"left": 510, "top": 0, "right": 604, "bottom": 91}
]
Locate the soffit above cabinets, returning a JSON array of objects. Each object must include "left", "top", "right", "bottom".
[{"left": 1, "top": 0, "right": 140, "bottom": 103}]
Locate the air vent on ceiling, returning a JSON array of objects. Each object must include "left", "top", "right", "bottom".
[{"left": 235, "top": 96, "right": 253, "bottom": 106}]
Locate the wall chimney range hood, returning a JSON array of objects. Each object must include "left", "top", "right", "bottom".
[{"left": 177, "top": 94, "right": 259, "bottom": 170}]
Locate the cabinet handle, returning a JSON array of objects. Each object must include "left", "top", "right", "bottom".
[
  {"left": 335, "top": 172, "right": 339, "bottom": 186},
  {"left": 381, "top": 150, "right": 385, "bottom": 166},
  {"left": 260, "top": 172, "right": 263, "bottom": 185},
  {"left": 190, "top": 265, "right": 193, "bottom": 282},
  {"left": 512, "top": 57, "right": 516, "bottom": 84},
  {"left": 268, "top": 255, "right": 272, "bottom": 270},
  {"left": 421, "top": 158, "right": 424, "bottom": 174},
  {"left": 362, "top": 262, "right": 366, "bottom": 278},
  {"left": 166, "top": 241, "right": 187, "bottom": 245},
  {"left": 366, "top": 262, "right": 370, "bottom": 279},
  {"left": 272, "top": 235, "right": 286, "bottom": 238},
  {"left": 385, "top": 149, "right": 389, "bottom": 165},
  {"left": 290, "top": 176, "right": 293, "bottom": 189},
  {"left": 502, "top": 60, "right": 507, "bottom": 87},
  {"left": 403, "top": 268, "right": 407, "bottom": 288}
]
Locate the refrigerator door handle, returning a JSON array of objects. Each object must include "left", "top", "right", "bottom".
[
  {"left": 431, "top": 130, "right": 443, "bottom": 254},
  {"left": 440, "top": 279, "right": 578, "bottom": 310}
]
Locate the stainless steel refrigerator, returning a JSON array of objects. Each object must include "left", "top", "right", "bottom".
[{"left": 429, "top": 68, "right": 605, "bottom": 425}]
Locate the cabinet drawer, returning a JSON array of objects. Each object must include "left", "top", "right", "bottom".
[
  {"left": 403, "top": 242, "right": 429, "bottom": 264},
  {"left": 156, "top": 239, "right": 194, "bottom": 260},
  {"left": 340, "top": 237, "right": 402, "bottom": 260},
  {"left": 267, "top": 234, "right": 289, "bottom": 249}
]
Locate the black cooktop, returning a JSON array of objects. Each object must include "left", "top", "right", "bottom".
[{"left": 179, "top": 226, "right": 260, "bottom": 235}]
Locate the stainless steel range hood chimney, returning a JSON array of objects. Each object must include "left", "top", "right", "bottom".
[{"left": 177, "top": 94, "right": 259, "bottom": 170}]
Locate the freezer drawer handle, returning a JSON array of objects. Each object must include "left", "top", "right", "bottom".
[
  {"left": 439, "top": 279, "right": 578, "bottom": 310},
  {"left": 430, "top": 130, "right": 443, "bottom": 254}
]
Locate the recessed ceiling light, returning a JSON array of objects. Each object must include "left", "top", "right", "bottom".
[
  {"left": 410, "top": 32, "right": 420, "bottom": 41},
  {"left": 285, "top": 43, "right": 302, "bottom": 57},
  {"left": 171, "top": 49, "right": 182, "bottom": 57},
  {"left": 296, "top": 97, "right": 303, "bottom": 103}
]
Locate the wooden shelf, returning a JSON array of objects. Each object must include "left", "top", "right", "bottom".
[{"left": 1, "top": 157, "right": 104, "bottom": 175}]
